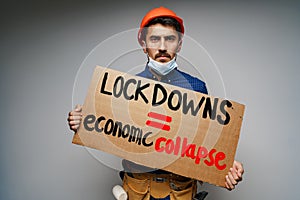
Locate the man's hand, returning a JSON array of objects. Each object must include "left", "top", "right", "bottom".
[
  {"left": 67, "top": 104, "right": 83, "bottom": 132},
  {"left": 225, "top": 160, "right": 244, "bottom": 191}
]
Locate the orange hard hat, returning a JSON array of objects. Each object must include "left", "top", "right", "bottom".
[{"left": 137, "top": 7, "right": 184, "bottom": 46}]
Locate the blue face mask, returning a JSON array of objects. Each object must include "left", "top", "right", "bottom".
[{"left": 147, "top": 56, "right": 178, "bottom": 76}]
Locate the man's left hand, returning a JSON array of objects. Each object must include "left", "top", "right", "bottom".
[{"left": 225, "top": 160, "right": 244, "bottom": 191}]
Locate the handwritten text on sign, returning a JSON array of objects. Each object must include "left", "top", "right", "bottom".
[{"left": 73, "top": 66, "right": 245, "bottom": 187}]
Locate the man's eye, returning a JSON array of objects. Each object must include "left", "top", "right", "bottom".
[
  {"left": 166, "top": 36, "right": 176, "bottom": 41},
  {"left": 150, "top": 37, "right": 160, "bottom": 42}
]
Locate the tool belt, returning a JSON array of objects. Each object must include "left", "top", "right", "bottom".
[{"left": 122, "top": 172, "right": 197, "bottom": 200}]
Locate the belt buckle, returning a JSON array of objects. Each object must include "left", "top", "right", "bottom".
[{"left": 153, "top": 177, "right": 166, "bottom": 183}]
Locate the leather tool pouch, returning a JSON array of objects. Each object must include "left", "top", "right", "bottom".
[
  {"left": 122, "top": 172, "right": 197, "bottom": 200},
  {"left": 150, "top": 175, "right": 172, "bottom": 199},
  {"left": 122, "top": 173, "right": 150, "bottom": 200},
  {"left": 169, "top": 178, "right": 197, "bottom": 200}
]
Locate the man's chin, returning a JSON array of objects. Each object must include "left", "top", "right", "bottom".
[{"left": 156, "top": 57, "right": 170, "bottom": 63}]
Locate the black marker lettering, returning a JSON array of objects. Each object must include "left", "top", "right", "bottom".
[
  {"left": 142, "top": 132, "right": 153, "bottom": 147},
  {"left": 135, "top": 80, "right": 150, "bottom": 104},
  {"left": 152, "top": 83, "right": 167, "bottom": 106},
  {"left": 104, "top": 119, "right": 114, "bottom": 135},
  {"left": 100, "top": 72, "right": 112, "bottom": 95},
  {"left": 168, "top": 90, "right": 182, "bottom": 111},
  {"left": 83, "top": 114, "right": 96, "bottom": 131},
  {"left": 113, "top": 76, "right": 124, "bottom": 98},
  {"left": 95, "top": 116, "right": 105, "bottom": 132},
  {"left": 217, "top": 100, "right": 232, "bottom": 125},
  {"left": 182, "top": 94, "right": 205, "bottom": 116},
  {"left": 202, "top": 97, "right": 218, "bottom": 120},
  {"left": 123, "top": 78, "right": 136, "bottom": 100}
]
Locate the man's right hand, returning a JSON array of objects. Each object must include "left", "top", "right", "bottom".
[{"left": 67, "top": 104, "right": 83, "bottom": 132}]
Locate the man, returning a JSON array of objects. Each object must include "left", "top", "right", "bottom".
[{"left": 68, "top": 7, "right": 244, "bottom": 200}]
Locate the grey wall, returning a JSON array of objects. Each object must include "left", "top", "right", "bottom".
[{"left": 1, "top": 0, "right": 299, "bottom": 199}]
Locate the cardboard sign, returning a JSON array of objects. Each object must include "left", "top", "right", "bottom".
[{"left": 72, "top": 66, "right": 245, "bottom": 187}]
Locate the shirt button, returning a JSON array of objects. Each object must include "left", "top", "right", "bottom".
[{"left": 168, "top": 80, "right": 171, "bottom": 83}]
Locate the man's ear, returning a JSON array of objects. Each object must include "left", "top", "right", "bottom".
[
  {"left": 176, "top": 39, "right": 183, "bottom": 52},
  {"left": 142, "top": 40, "right": 147, "bottom": 53}
]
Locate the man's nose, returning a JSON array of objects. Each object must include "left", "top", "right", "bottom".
[{"left": 159, "top": 40, "right": 167, "bottom": 51}]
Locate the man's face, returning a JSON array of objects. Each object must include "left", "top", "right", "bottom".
[{"left": 143, "top": 23, "right": 182, "bottom": 63}]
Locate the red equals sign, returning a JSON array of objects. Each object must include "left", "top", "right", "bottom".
[{"left": 146, "top": 112, "right": 172, "bottom": 131}]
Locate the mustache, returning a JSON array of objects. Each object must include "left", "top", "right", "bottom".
[{"left": 155, "top": 53, "right": 171, "bottom": 59}]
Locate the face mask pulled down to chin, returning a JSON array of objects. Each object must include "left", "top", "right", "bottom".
[{"left": 147, "top": 56, "right": 178, "bottom": 76}]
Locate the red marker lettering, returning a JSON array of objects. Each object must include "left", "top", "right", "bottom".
[
  {"left": 154, "top": 136, "right": 227, "bottom": 170},
  {"left": 155, "top": 137, "right": 166, "bottom": 152}
]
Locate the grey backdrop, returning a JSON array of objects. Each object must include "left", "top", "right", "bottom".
[{"left": 1, "top": 0, "right": 300, "bottom": 199}]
